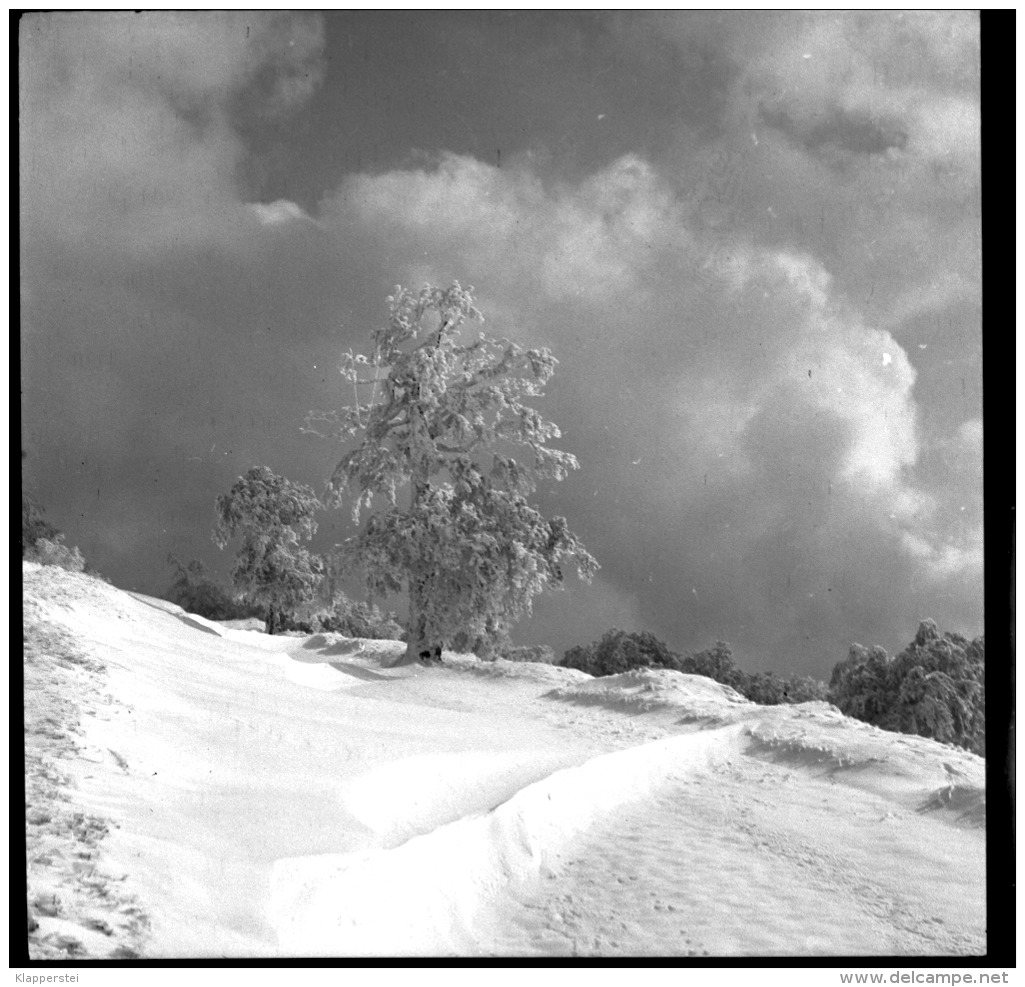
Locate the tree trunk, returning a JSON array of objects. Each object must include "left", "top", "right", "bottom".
[
  {"left": 393, "top": 395, "right": 444, "bottom": 667},
  {"left": 398, "top": 571, "right": 442, "bottom": 665}
]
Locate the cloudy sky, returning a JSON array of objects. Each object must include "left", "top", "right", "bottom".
[{"left": 20, "top": 11, "right": 983, "bottom": 676}]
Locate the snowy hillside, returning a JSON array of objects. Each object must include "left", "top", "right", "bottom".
[{"left": 22, "top": 564, "right": 985, "bottom": 959}]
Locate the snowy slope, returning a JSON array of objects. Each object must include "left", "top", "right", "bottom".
[{"left": 23, "top": 564, "right": 985, "bottom": 959}]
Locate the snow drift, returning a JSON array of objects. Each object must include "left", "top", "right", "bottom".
[{"left": 268, "top": 726, "right": 745, "bottom": 956}]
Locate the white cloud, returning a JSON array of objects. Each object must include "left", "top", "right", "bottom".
[
  {"left": 541, "top": 156, "right": 680, "bottom": 300},
  {"left": 321, "top": 149, "right": 977, "bottom": 631},
  {"left": 645, "top": 11, "right": 980, "bottom": 342},
  {"left": 955, "top": 418, "right": 982, "bottom": 452},
  {"left": 246, "top": 200, "right": 316, "bottom": 227},
  {"left": 699, "top": 247, "right": 920, "bottom": 491},
  {"left": 910, "top": 93, "right": 980, "bottom": 161},
  {"left": 329, "top": 153, "right": 685, "bottom": 304},
  {"left": 899, "top": 531, "right": 983, "bottom": 582}
]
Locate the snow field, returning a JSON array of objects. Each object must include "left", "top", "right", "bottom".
[{"left": 23, "top": 565, "right": 986, "bottom": 959}]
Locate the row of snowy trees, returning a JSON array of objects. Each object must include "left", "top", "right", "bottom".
[
  {"left": 561, "top": 622, "right": 984, "bottom": 754},
  {"left": 561, "top": 623, "right": 985, "bottom": 754},
  {"left": 562, "top": 630, "right": 828, "bottom": 706}
]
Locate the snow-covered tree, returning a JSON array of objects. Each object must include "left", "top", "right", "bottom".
[
  {"left": 740, "top": 670, "right": 788, "bottom": 705},
  {"left": 306, "top": 283, "right": 598, "bottom": 665},
  {"left": 212, "top": 466, "right": 323, "bottom": 634},
  {"left": 828, "top": 621, "right": 985, "bottom": 755},
  {"left": 828, "top": 643, "right": 893, "bottom": 723},
  {"left": 679, "top": 640, "right": 742, "bottom": 689},
  {"left": 887, "top": 620, "right": 985, "bottom": 755}
]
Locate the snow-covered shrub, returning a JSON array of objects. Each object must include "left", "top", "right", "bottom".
[
  {"left": 733, "top": 670, "right": 827, "bottom": 706},
  {"left": 25, "top": 536, "right": 86, "bottom": 573},
  {"left": 164, "top": 555, "right": 262, "bottom": 621},
  {"left": 500, "top": 644, "right": 557, "bottom": 664},
  {"left": 562, "top": 628, "right": 681, "bottom": 676},
  {"left": 738, "top": 670, "right": 788, "bottom": 705},
  {"left": 562, "top": 642, "right": 596, "bottom": 672},
  {"left": 314, "top": 597, "right": 403, "bottom": 640},
  {"left": 450, "top": 616, "right": 513, "bottom": 660},
  {"left": 780, "top": 675, "right": 829, "bottom": 704},
  {"left": 22, "top": 497, "right": 60, "bottom": 557}
]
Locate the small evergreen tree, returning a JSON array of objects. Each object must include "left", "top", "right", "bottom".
[
  {"left": 212, "top": 467, "right": 323, "bottom": 634},
  {"left": 307, "top": 283, "right": 598, "bottom": 665}
]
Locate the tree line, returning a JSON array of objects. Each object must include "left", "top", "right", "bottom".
[
  {"left": 562, "top": 630, "right": 829, "bottom": 705},
  {"left": 559, "top": 623, "right": 984, "bottom": 756}
]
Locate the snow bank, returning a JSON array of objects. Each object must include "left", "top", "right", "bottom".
[
  {"left": 543, "top": 668, "right": 987, "bottom": 827},
  {"left": 444, "top": 653, "right": 592, "bottom": 687},
  {"left": 267, "top": 724, "right": 744, "bottom": 956},
  {"left": 338, "top": 750, "right": 591, "bottom": 845},
  {"left": 283, "top": 632, "right": 407, "bottom": 665},
  {"left": 740, "top": 704, "right": 986, "bottom": 819},
  {"left": 26, "top": 565, "right": 138, "bottom": 626},
  {"left": 216, "top": 617, "right": 266, "bottom": 631},
  {"left": 546, "top": 667, "right": 751, "bottom": 722},
  {"left": 175, "top": 613, "right": 230, "bottom": 636}
]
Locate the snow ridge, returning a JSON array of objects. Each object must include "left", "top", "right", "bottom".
[{"left": 267, "top": 726, "right": 742, "bottom": 956}]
